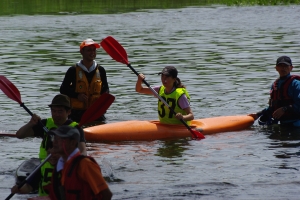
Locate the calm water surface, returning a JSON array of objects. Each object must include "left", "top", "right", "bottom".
[{"left": 0, "top": 5, "right": 300, "bottom": 200}]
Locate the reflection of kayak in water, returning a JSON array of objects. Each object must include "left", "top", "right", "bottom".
[
  {"left": 84, "top": 115, "right": 255, "bottom": 142},
  {"left": 15, "top": 158, "right": 40, "bottom": 194}
]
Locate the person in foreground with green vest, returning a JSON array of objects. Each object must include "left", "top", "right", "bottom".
[
  {"left": 13, "top": 94, "right": 87, "bottom": 196},
  {"left": 10, "top": 149, "right": 60, "bottom": 196},
  {"left": 136, "top": 66, "right": 194, "bottom": 125}
]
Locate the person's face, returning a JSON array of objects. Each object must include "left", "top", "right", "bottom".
[
  {"left": 52, "top": 135, "right": 67, "bottom": 155},
  {"left": 52, "top": 135, "right": 75, "bottom": 156},
  {"left": 50, "top": 106, "right": 70, "bottom": 126},
  {"left": 161, "top": 74, "right": 176, "bottom": 88},
  {"left": 275, "top": 64, "right": 293, "bottom": 77},
  {"left": 47, "top": 149, "right": 60, "bottom": 165},
  {"left": 81, "top": 45, "right": 97, "bottom": 61}
]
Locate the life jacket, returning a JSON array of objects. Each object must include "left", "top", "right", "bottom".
[
  {"left": 43, "top": 168, "right": 61, "bottom": 200},
  {"left": 38, "top": 120, "right": 78, "bottom": 197},
  {"left": 39, "top": 119, "right": 78, "bottom": 160},
  {"left": 158, "top": 86, "right": 191, "bottom": 125},
  {"left": 39, "top": 161, "right": 54, "bottom": 196},
  {"left": 70, "top": 65, "right": 102, "bottom": 110},
  {"left": 269, "top": 75, "right": 300, "bottom": 121},
  {"left": 46, "top": 154, "right": 102, "bottom": 200}
]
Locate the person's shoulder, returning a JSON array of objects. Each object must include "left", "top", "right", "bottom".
[
  {"left": 65, "top": 120, "right": 83, "bottom": 130},
  {"left": 292, "top": 75, "right": 300, "bottom": 80},
  {"left": 69, "top": 65, "right": 77, "bottom": 70},
  {"left": 64, "top": 65, "right": 77, "bottom": 72},
  {"left": 97, "top": 64, "right": 106, "bottom": 71},
  {"left": 78, "top": 156, "right": 98, "bottom": 167},
  {"left": 291, "top": 75, "right": 300, "bottom": 83}
]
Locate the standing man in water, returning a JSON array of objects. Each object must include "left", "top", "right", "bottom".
[
  {"left": 249, "top": 56, "right": 300, "bottom": 126},
  {"left": 60, "top": 38, "right": 109, "bottom": 123}
]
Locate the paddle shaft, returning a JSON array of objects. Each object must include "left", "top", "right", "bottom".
[
  {"left": 127, "top": 63, "right": 196, "bottom": 133},
  {"left": 0, "top": 133, "right": 17, "bottom": 137},
  {"left": 20, "top": 103, "right": 49, "bottom": 133}
]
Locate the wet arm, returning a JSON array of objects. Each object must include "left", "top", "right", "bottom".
[
  {"left": 16, "top": 114, "right": 41, "bottom": 138},
  {"left": 181, "top": 107, "right": 194, "bottom": 121},
  {"left": 11, "top": 183, "right": 33, "bottom": 194},
  {"left": 135, "top": 74, "right": 152, "bottom": 95},
  {"left": 175, "top": 94, "right": 194, "bottom": 121}
]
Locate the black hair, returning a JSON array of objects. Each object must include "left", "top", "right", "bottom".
[{"left": 174, "top": 77, "right": 186, "bottom": 88}]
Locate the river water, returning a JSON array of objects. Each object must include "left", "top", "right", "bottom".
[{"left": 0, "top": 5, "right": 300, "bottom": 200}]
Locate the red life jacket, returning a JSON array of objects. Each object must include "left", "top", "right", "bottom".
[
  {"left": 45, "top": 155, "right": 103, "bottom": 200},
  {"left": 269, "top": 75, "right": 300, "bottom": 120}
]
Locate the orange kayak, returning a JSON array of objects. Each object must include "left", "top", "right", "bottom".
[{"left": 84, "top": 115, "right": 254, "bottom": 142}]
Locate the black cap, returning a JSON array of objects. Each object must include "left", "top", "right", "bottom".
[
  {"left": 276, "top": 56, "right": 292, "bottom": 66},
  {"left": 49, "top": 125, "right": 79, "bottom": 141},
  {"left": 48, "top": 94, "right": 71, "bottom": 108},
  {"left": 158, "top": 66, "right": 178, "bottom": 78}
]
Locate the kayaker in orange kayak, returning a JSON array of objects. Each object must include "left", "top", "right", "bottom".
[{"left": 136, "top": 66, "right": 194, "bottom": 125}]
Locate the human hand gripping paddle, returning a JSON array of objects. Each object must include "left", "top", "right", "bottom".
[
  {"left": 100, "top": 36, "right": 204, "bottom": 140},
  {"left": 0, "top": 75, "right": 115, "bottom": 200}
]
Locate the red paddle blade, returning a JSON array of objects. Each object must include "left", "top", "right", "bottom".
[
  {"left": 0, "top": 75, "right": 22, "bottom": 104},
  {"left": 100, "top": 36, "right": 129, "bottom": 65},
  {"left": 191, "top": 129, "right": 205, "bottom": 140},
  {"left": 78, "top": 93, "right": 115, "bottom": 127}
]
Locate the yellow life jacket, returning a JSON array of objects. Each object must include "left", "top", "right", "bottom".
[
  {"left": 70, "top": 65, "right": 102, "bottom": 110},
  {"left": 38, "top": 119, "right": 78, "bottom": 196},
  {"left": 39, "top": 118, "right": 78, "bottom": 160},
  {"left": 157, "top": 86, "right": 191, "bottom": 125},
  {"left": 39, "top": 161, "right": 54, "bottom": 196}
]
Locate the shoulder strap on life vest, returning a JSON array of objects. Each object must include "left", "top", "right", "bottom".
[{"left": 272, "top": 75, "right": 300, "bottom": 100}]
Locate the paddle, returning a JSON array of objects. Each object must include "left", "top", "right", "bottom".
[
  {"left": 0, "top": 76, "right": 115, "bottom": 200},
  {"left": 0, "top": 133, "right": 18, "bottom": 137},
  {"left": 0, "top": 75, "right": 49, "bottom": 133},
  {"left": 100, "top": 36, "right": 205, "bottom": 139}
]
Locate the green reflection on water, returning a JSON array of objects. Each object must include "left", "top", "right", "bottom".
[
  {"left": 0, "top": 0, "right": 299, "bottom": 16},
  {"left": 0, "top": 0, "right": 210, "bottom": 15}
]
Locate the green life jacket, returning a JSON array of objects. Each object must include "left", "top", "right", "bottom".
[
  {"left": 39, "top": 161, "right": 54, "bottom": 196},
  {"left": 38, "top": 118, "right": 78, "bottom": 160},
  {"left": 38, "top": 118, "right": 78, "bottom": 196},
  {"left": 158, "top": 86, "right": 191, "bottom": 125}
]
